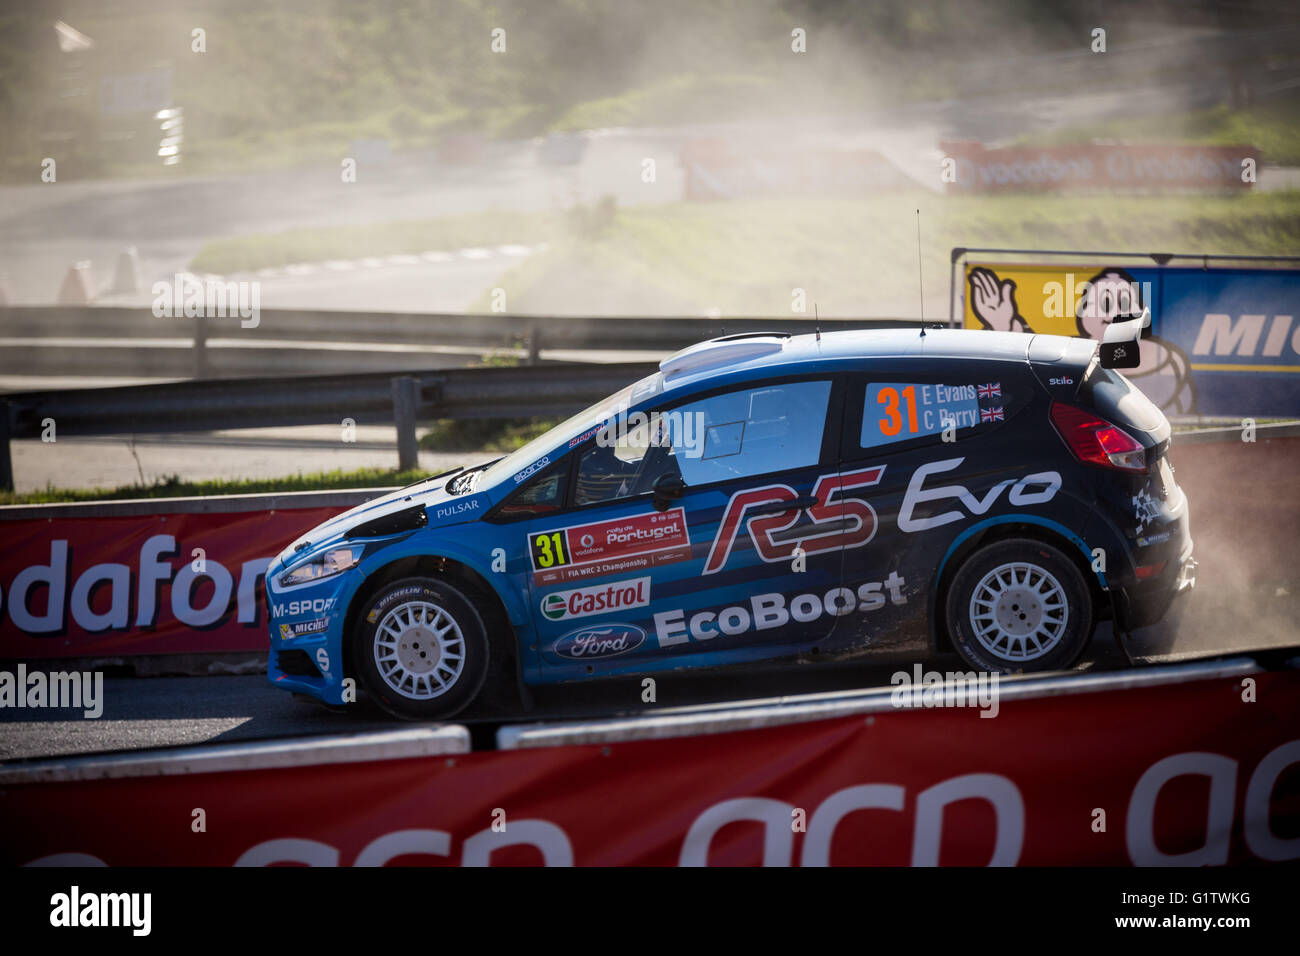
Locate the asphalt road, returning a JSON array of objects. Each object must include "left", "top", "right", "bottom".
[{"left": 2, "top": 584, "right": 1295, "bottom": 761}]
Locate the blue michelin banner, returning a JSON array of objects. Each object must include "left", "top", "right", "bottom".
[
  {"left": 962, "top": 261, "right": 1300, "bottom": 418},
  {"left": 1156, "top": 268, "right": 1300, "bottom": 419}
]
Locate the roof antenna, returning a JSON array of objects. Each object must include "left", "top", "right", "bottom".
[
  {"left": 915, "top": 208, "right": 926, "bottom": 338},
  {"left": 814, "top": 303, "right": 821, "bottom": 342}
]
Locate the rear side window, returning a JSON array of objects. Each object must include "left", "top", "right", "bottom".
[{"left": 855, "top": 377, "right": 1011, "bottom": 453}]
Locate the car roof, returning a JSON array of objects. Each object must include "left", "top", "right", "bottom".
[{"left": 659, "top": 327, "right": 1081, "bottom": 390}]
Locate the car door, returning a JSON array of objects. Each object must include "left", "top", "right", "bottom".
[{"left": 520, "top": 374, "right": 850, "bottom": 680}]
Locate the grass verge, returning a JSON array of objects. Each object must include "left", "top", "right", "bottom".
[
  {"left": 419, "top": 418, "right": 562, "bottom": 453},
  {"left": 0, "top": 467, "right": 444, "bottom": 507}
]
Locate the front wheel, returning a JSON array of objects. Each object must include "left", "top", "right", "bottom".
[
  {"left": 352, "top": 577, "right": 490, "bottom": 720},
  {"left": 945, "top": 538, "right": 1094, "bottom": 673}
]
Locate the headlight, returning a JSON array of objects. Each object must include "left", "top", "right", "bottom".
[{"left": 279, "top": 546, "right": 361, "bottom": 588}]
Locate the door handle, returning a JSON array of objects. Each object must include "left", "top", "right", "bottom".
[{"left": 747, "top": 496, "right": 818, "bottom": 517}]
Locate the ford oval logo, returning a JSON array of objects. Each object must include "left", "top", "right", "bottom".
[{"left": 551, "top": 624, "right": 646, "bottom": 660}]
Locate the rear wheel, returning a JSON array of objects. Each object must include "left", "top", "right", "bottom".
[
  {"left": 352, "top": 577, "right": 489, "bottom": 720},
  {"left": 945, "top": 538, "right": 1094, "bottom": 673}
]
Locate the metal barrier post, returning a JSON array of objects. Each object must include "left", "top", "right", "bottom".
[
  {"left": 193, "top": 315, "right": 210, "bottom": 379},
  {"left": 527, "top": 319, "right": 541, "bottom": 365},
  {"left": 391, "top": 376, "right": 419, "bottom": 472}
]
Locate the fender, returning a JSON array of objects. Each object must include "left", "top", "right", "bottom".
[
  {"left": 928, "top": 513, "right": 1106, "bottom": 653},
  {"left": 350, "top": 534, "right": 531, "bottom": 628}
]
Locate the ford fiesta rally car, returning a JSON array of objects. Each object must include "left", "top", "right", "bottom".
[{"left": 266, "top": 323, "right": 1195, "bottom": 719}]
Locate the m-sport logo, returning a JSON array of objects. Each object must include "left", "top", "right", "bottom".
[
  {"left": 550, "top": 624, "right": 646, "bottom": 660},
  {"left": 540, "top": 577, "right": 651, "bottom": 621}
]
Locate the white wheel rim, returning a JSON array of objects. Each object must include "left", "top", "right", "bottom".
[
  {"left": 968, "top": 561, "right": 1069, "bottom": 663},
  {"left": 373, "top": 600, "right": 466, "bottom": 700}
]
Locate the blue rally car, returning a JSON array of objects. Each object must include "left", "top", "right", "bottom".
[{"left": 266, "top": 323, "right": 1195, "bottom": 719}]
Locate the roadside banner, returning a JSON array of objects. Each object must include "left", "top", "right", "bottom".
[
  {"left": 681, "top": 139, "right": 910, "bottom": 200},
  {"left": 941, "top": 142, "right": 1257, "bottom": 193},
  {"left": 961, "top": 261, "right": 1300, "bottom": 417},
  {"left": 0, "top": 504, "right": 349, "bottom": 659},
  {"left": 2, "top": 668, "right": 1297, "bottom": 866}
]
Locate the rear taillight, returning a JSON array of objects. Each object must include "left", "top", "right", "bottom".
[{"left": 1049, "top": 402, "right": 1147, "bottom": 472}]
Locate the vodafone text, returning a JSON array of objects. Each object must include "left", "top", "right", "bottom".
[
  {"left": 655, "top": 573, "right": 906, "bottom": 647},
  {"left": 2, "top": 537, "right": 271, "bottom": 634}
]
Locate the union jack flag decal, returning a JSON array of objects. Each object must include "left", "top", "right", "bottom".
[
  {"left": 977, "top": 382, "right": 1001, "bottom": 400},
  {"left": 980, "top": 406, "right": 1004, "bottom": 423}
]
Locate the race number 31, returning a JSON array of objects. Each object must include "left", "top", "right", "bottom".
[
  {"left": 877, "top": 385, "right": 919, "bottom": 437},
  {"left": 529, "top": 530, "right": 569, "bottom": 569}
]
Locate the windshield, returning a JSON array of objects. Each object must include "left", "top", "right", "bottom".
[{"left": 474, "top": 370, "right": 664, "bottom": 492}]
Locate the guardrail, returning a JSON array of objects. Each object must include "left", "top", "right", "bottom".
[
  {"left": 0, "top": 361, "right": 660, "bottom": 489},
  {"left": 0, "top": 306, "right": 908, "bottom": 378}
]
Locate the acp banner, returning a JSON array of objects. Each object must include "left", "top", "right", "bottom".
[
  {"left": 2, "top": 669, "right": 1297, "bottom": 866},
  {"left": 963, "top": 262, "right": 1300, "bottom": 417},
  {"left": 0, "top": 506, "right": 345, "bottom": 659}
]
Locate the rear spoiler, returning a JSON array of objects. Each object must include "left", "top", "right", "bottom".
[{"left": 1098, "top": 307, "right": 1151, "bottom": 369}]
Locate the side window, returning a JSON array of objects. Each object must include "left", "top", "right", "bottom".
[
  {"left": 856, "top": 378, "right": 1009, "bottom": 453},
  {"left": 574, "top": 414, "right": 675, "bottom": 507},
  {"left": 495, "top": 461, "right": 568, "bottom": 519},
  {"left": 672, "top": 379, "right": 832, "bottom": 486}
]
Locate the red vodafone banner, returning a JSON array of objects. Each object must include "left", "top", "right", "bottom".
[
  {"left": 3, "top": 670, "right": 1297, "bottom": 866},
  {"left": 942, "top": 141, "right": 1258, "bottom": 193},
  {"left": 0, "top": 504, "right": 348, "bottom": 659}
]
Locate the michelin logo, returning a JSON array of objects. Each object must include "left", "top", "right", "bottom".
[{"left": 1193, "top": 313, "right": 1299, "bottom": 358}]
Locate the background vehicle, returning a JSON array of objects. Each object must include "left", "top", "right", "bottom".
[{"left": 266, "top": 327, "right": 1194, "bottom": 718}]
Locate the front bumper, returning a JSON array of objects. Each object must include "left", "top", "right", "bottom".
[{"left": 264, "top": 568, "right": 353, "bottom": 705}]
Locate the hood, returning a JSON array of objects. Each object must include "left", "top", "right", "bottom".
[{"left": 275, "top": 473, "right": 490, "bottom": 571}]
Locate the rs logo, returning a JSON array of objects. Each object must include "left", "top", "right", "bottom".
[{"left": 703, "top": 466, "right": 885, "bottom": 575}]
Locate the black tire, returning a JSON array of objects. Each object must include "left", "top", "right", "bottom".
[
  {"left": 944, "top": 538, "right": 1094, "bottom": 674},
  {"left": 352, "top": 577, "right": 490, "bottom": 720}
]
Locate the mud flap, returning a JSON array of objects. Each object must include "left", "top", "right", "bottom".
[{"left": 1108, "top": 587, "right": 1138, "bottom": 667}]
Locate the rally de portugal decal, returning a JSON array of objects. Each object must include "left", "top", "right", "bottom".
[
  {"left": 528, "top": 508, "right": 691, "bottom": 586},
  {"left": 540, "top": 576, "right": 651, "bottom": 622}
]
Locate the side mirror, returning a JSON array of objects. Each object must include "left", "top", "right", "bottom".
[{"left": 652, "top": 473, "right": 687, "bottom": 512}]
